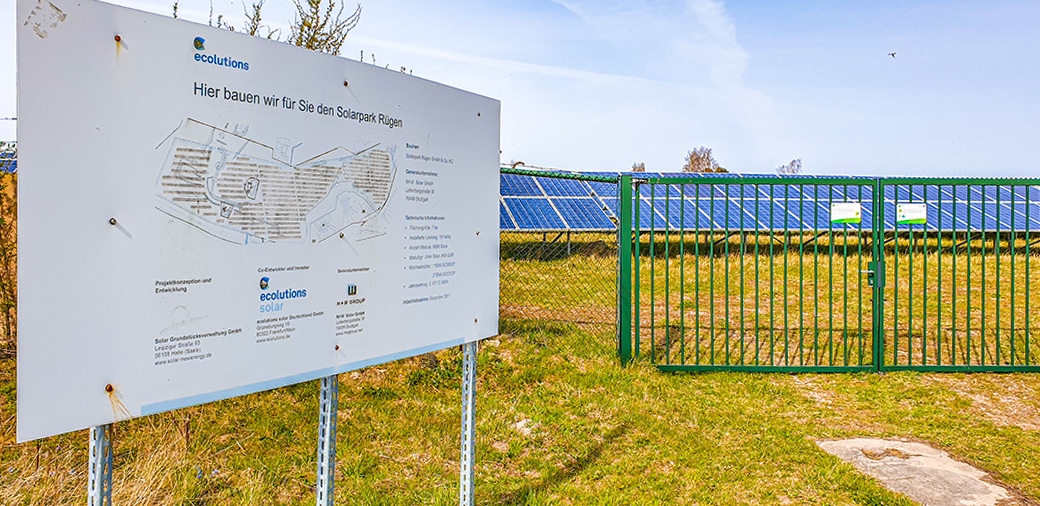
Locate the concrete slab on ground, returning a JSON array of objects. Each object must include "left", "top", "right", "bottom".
[{"left": 817, "top": 438, "right": 1022, "bottom": 506}]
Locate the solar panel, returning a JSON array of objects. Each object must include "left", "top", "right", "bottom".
[
  {"left": 500, "top": 173, "right": 543, "bottom": 196},
  {"left": 553, "top": 198, "right": 614, "bottom": 229},
  {"left": 499, "top": 169, "right": 1040, "bottom": 233},
  {"left": 500, "top": 200, "right": 517, "bottom": 230},
  {"left": 539, "top": 177, "right": 590, "bottom": 197},
  {"left": 503, "top": 197, "right": 565, "bottom": 230}
]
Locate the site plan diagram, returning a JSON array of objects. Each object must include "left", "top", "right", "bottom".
[{"left": 156, "top": 118, "right": 397, "bottom": 244}]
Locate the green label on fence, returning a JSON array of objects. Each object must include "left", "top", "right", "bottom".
[
  {"left": 830, "top": 202, "right": 862, "bottom": 224},
  {"left": 896, "top": 203, "right": 927, "bottom": 224}
]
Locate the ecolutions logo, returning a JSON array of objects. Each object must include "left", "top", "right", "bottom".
[
  {"left": 258, "top": 277, "right": 306, "bottom": 313},
  {"left": 193, "top": 36, "right": 250, "bottom": 71}
]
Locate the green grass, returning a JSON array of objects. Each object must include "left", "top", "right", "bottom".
[
  {"left": 3, "top": 319, "right": 1040, "bottom": 504},
  {"left": 2, "top": 232, "right": 1039, "bottom": 503}
]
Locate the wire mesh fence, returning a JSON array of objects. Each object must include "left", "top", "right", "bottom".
[{"left": 498, "top": 169, "right": 620, "bottom": 344}]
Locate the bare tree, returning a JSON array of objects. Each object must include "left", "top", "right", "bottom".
[
  {"left": 631, "top": 162, "right": 646, "bottom": 172},
  {"left": 241, "top": 0, "right": 281, "bottom": 39},
  {"left": 683, "top": 147, "right": 727, "bottom": 173},
  {"left": 289, "top": 0, "right": 361, "bottom": 55},
  {"left": 776, "top": 158, "right": 803, "bottom": 175}
]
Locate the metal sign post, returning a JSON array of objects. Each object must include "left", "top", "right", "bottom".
[
  {"left": 316, "top": 375, "right": 339, "bottom": 506},
  {"left": 459, "top": 341, "right": 478, "bottom": 506},
  {"left": 87, "top": 424, "right": 113, "bottom": 506}
]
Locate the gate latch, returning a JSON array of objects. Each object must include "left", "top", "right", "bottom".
[
  {"left": 861, "top": 269, "right": 876, "bottom": 287},
  {"left": 862, "top": 261, "right": 885, "bottom": 288}
]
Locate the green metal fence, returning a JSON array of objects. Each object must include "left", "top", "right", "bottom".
[
  {"left": 879, "top": 179, "right": 1040, "bottom": 371},
  {"left": 617, "top": 176, "right": 1040, "bottom": 373}
]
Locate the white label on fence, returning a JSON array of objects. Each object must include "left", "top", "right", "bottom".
[
  {"left": 830, "top": 202, "right": 862, "bottom": 224},
  {"left": 896, "top": 203, "right": 928, "bottom": 225},
  {"left": 17, "top": 0, "right": 500, "bottom": 441}
]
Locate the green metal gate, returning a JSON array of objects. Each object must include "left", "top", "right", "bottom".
[{"left": 617, "top": 175, "right": 1040, "bottom": 373}]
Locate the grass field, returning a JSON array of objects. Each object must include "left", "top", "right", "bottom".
[
  {"left": 2, "top": 320, "right": 1040, "bottom": 504},
  {"left": 1, "top": 231, "right": 1039, "bottom": 504}
]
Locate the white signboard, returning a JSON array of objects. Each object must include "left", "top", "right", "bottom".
[
  {"left": 896, "top": 203, "right": 928, "bottom": 225},
  {"left": 17, "top": 0, "right": 500, "bottom": 441},
  {"left": 830, "top": 202, "right": 862, "bottom": 224}
]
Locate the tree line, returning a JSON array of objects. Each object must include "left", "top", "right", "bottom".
[{"left": 631, "top": 148, "right": 803, "bottom": 175}]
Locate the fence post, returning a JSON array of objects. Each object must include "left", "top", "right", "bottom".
[
  {"left": 618, "top": 175, "right": 633, "bottom": 366},
  {"left": 871, "top": 178, "right": 886, "bottom": 372}
]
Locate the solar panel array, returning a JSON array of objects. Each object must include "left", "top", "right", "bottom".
[
  {"left": 0, "top": 152, "right": 15, "bottom": 174},
  {"left": 500, "top": 170, "right": 1040, "bottom": 232}
]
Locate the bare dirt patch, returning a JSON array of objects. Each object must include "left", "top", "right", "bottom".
[{"left": 924, "top": 374, "right": 1040, "bottom": 431}]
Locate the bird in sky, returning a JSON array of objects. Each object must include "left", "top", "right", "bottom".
[{"left": 888, "top": 52, "right": 896, "bottom": 58}]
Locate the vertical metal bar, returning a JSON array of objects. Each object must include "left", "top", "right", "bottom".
[
  {"left": 1027, "top": 184, "right": 1033, "bottom": 366},
  {"left": 893, "top": 186, "right": 900, "bottom": 366},
  {"left": 829, "top": 185, "right": 836, "bottom": 366},
  {"left": 981, "top": 192, "right": 987, "bottom": 365},
  {"left": 694, "top": 183, "right": 703, "bottom": 365},
  {"left": 769, "top": 185, "right": 775, "bottom": 366},
  {"left": 619, "top": 176, "right": 634, "bottom": 365},
  {"left": 858, "top": 185, "right": 864, "bottom": 366},
  {"left": 843, "top": 184, "right": 850, "bottom": 366},
  {"left": 665, "top": 185, "right": 672, "bottom": 365},
  {"left": 650, "top": 186, "right": 657, "bottom": 364},
  {"left": 813, "top": 185, "right": 819, "bottom": 365},
  {"left": 87, "top": 424, "right": 114, "bottom": 506},
  {"left": 459, "top": 341, "right": 478, "bottom": 506},
  {"left": 755, "top": 184, "right": 761, "bottom": 366},
  {"left": 996, "top": 187, "right": 1002, "bottom": 365},
  {"left": 316, "top": 375, "right": 339, "bottom": 506},
  {"left": 1006, "top": 183, "right": 1015, "bottom": 365},
  {"left": 908, "top": 185, "right": 915, "bottom": 366},
  {"left": 956, "top": 184, "right": 965, "bottom": 363},
  {"left": 922, "top": 185, "right": 929, "bottom": 366},
  {"left": 939, "top": 185, "right": 946, "bottom": 366},
  {"left": 962, "top": 185, "right": 968, "bottom": 367},
  {"left": 953, "top": 186, "right": 960, "bottom": 365},
  {"left": 799, "top": 187, "right": 806, "bottom": 366},
  {"left": 696, "top": 185, "right": 701, "bottom": 365},
  {"left": 765, "top": 184, "right": 773, "bottom": 363},
  {"left": 680, "top": 185, "right": 686, "bottom": 365},
  {"left": 1027, "top": 185, "right": 1033, "bottom": 366},
  {"left": 725, "top": 183, "right": 731, "bottom": 365},
  {"left": 740, "top": 186, "right": 746, "bottom": 366},
  {"left": 784, "top": 185, "right": 790, "bottom": 366},
  {"left": 710, "top": 187, "right": 716, "bottom": 365}
]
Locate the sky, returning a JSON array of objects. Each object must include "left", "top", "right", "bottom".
[{"left": 2, "top": 0, "right": 1039, "bottom": 176}]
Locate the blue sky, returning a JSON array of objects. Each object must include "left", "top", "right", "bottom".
[{"left": 2, "top": 0, "right": 1038, "bottom": 176}]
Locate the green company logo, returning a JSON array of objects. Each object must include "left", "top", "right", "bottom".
[{"left": 193, "top": 37, "right": 205, "bottom": 50}]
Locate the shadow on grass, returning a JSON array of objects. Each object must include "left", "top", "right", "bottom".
[{"left": 495, "top": 424, "right": 628, "bottom": 505}]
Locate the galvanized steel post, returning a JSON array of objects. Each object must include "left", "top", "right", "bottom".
[
  {"left": 87, "top": 424, "right": 113, "bottom": 506},
  {"left": 459, "top": 340, "right": 478, "bottom": 506},
  {"left": 316, "top": 375, "right": 339, "bottom": 506}
]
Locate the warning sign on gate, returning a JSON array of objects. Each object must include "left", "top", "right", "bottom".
[
  {"left": 896, "top": 203, "right": 928, "bottom": 225},
  {"left": 830, "top": 202, "right": 862, "bottom": 224}
]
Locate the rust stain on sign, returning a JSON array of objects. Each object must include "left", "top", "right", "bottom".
[{"left": 24, "top": 0, "right": 67, "bottom": 39}]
